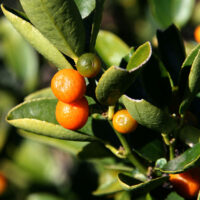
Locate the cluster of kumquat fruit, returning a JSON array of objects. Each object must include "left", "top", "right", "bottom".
[{"left": 51, "top": 53, "right": 101, "bottom": 130}]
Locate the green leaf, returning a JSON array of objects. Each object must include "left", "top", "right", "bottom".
[
  {"left": 157, "top": 143, "right": 200, "bottom": 173},
  {"left": 149, "top": 0, "right": 195, "bottom": 28},
  {"left": 126, "top": 42, "right": 152, "bottom": 71},
  {"left": 129, "top": 126, "right": 165, "bottom": 162},
  {"left": 90, "top": 0, "right": 105, "bottom": 51},
  {"left": 118, "top": 173, "right": 168, "bottom": 193},
  {"left": 122, "top": 95, "right": 178, "bottom": 134},
  {"left": 6, "top": 98, "right": 98, "bottom": 142},
  {"left": 171, "top": 0, "right": 195, "bottom": 27},
  {"left": 179, "top": 50, "right": 200, "bottom": 114},
  {"left": 157, "top": 25, "right": 186, "bottom": 86},
  {"left": 27, "top": 193, "right": 64, "bottom": 200},
  {"left": 115, "top": 191, "right": 131, "bottom": 200},
  {"left": 148, "top": 0, "right": 172, "bottom": 28},
  {"left": 95, "top": 30, "right": 129, "bottom": 67},
  {"left": 1, "top": 5, "right": 72, "bottom": 70},
  {"left": 179, "top": 125, "right": 200, "bottom": 147},
  {"left": 13, "top": 140, "right": 63, "bottom": 184},
  {"left": 19, "top": 0, "right": 85, "bottom": 59},
  {"left": 0, "top": 90, "right": 16, "bottom": 151},
  {"left": 74, "top": 0, "right": 95, "bottom": 19},
  {"left": 19, "top": 129, "right": 89, "bottom": 155},
  {"left": 0, "top": 17, "right": 38, "bottom": 93},
  {"left": 25, "top": 88, "right": 55, "bottom": 101},
  {"left": 78, "top": 142, "right": 114, "bottom": 159},
  {"left": 93, "top": 179, "right": 123, "bottom": 196},
  {"left": 178, "top": 44, "right": 200, "bottom": 99},
  {"left": 96, "top": 43, "right": 152, "bottom": 105},
  {"left": 165, "top": 192, "right": 184, "bottom": 200},
  {"left": 141, "top": 54, "right": 172, "bottom": 108}
]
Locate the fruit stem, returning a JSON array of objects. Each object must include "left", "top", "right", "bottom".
[
  {"left": 161, "top": 133, "right": 174, "bottom": 160},
  {"left": 114, "top": 129, "right": 147, "bottom": 175},
  {"left": 108, "top": 105, "right": 115, "bottom": 120}
]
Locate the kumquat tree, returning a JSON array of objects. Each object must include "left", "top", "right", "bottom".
[{"left": 1, "top": 0, "right": 200, "bottom": 199}]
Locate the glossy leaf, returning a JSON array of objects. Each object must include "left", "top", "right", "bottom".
[
  {"left": 74, "top": 0, "right": 95, "bottom": 18},
  {"left": 1, "top": 5, "right": 72, "bottom": 70},
  {"left": 122, "top": 95, "right": 178, "bottom": 134},
  {"left": 131, "top": 130, "right": 165, "bottom": 162},
  {"left": 25, "top": 88, "right": 55, "bottom": 101},
  {"left": 96, "top": 42, "right": 152, "bottom": 105},
  {"left": 90, "top": 0, "right": 105, "bottom": 51},
  {"left": 19, "top": 129, "right": 89, "bottom": 155},
  {"left": 141, "top": 54, "right": 172, "bottom": 108},
  {"left": 157, "top": 25, "right": 186, "bottom": 86},
  {"left": 6, "top": 98, "right": 98, "bottom": 142},
  {"left": 93, "top": 179, "right": 123, "bottom": 196},
  {"left": 78, "top": 142, "right": 114, "bottom": 159},
  {"left": 115, "top": 191, "right": 131, "bottom": 200},
  {"left": 118, "top": 173, "right": 168, "bottom": 193},
  {"left": 178, "top": 44, "right": 200, "bottom": 99},
  {"left": 126, "top": 42, "right": 152, "bottom": 71},
  {"left": 179, "top": 125, "right": 200, "bottom": 147},
  {"left": 158, "top": 143, "right": 200, "bottom": 173},
  {"left": 95, "top": 30, "right": 129, "bottom": 67},
  {"left": 179, "top": 50, "right": 200, "bottom": 114},
  {"left": 20, "top": 0, "right": 85, "bottom": 59},
  {"left": 0, "top": 17, "right": 38, "bottom": 93},
  {"left": 27, "top": 193, "right": 64, "bottom": 200},
  {"left": 149, "top": 0, "right": 195, "bottom": 28}
]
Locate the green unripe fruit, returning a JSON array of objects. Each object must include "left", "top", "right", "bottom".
[{"left": 76, "top": 53, "right": 101, "bottom": 78}]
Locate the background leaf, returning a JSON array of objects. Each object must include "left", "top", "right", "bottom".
[
  {"left": 149, "top": 0, "right": 195, "bottom": 28},
  {"left": 19, "top": 129, "right": 89, "bottom": 155},
  {"left": 95, "top": 30, "right": 129, "bottom": 67},
  {"left": 27, "top": 193, "right": 64, "bottom": 200},
  {"left": 0, "top": 17, "right": 39, "bottom": 93},
  {"left": 122, "top": 95, "right": 178, "bottom": 134},
  {"left": 20, "top": 0, "right": 85, "bottom": 59},
  {"left": 1, "top": 5, "right": 72, "bottom": 70}
]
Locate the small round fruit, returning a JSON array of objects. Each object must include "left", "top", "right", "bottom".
[
  {"left": 194, "top": 25, "right": 200, "bottom": 43},
  {"left": 76, "top": 53, "right": 101, "bottom": 78},
  {"left": 0, "top": 173, "right": 7, "bottom": 195},
  {"left": 112, "top": 109, "right": 138, "bottom": 134},
  {"left": 56, "top": 97, "right": 89, "bottom": 130},
  {"left": 169, "top": 168, "right": 200, "bottom": 199},
  {"left": 51, "top": 69, "right": 86, "bottom": 103}
]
